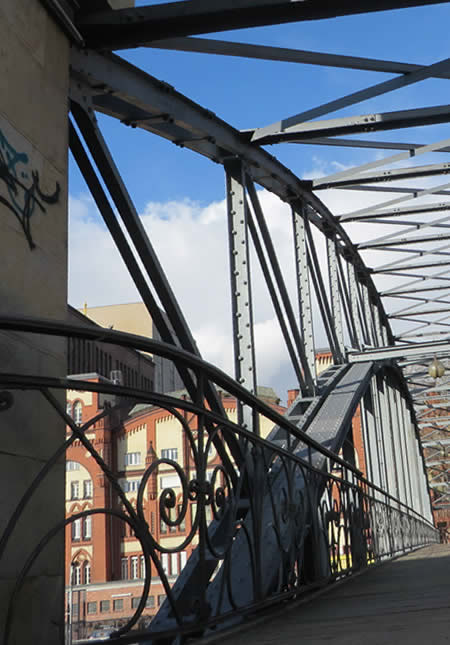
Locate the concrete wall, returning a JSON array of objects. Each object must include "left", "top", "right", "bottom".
[{"left": 0, "top": 1, "right": 69, "bottom": 642}]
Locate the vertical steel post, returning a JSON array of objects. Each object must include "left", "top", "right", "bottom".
[
  {"left": 378, "top": 376, "right": 400, "bottom": 501},
  {"left": 372, "top": 375, "right": 389, "bottom": 492},
  {"left": 348, "top": 264, "right": 364, "bottom": 350},
  {"left": 292, "top": 205, "right": 316, "bottom": 386},
  {"left": 225, "top": 159, "right": 257, "bottom": 431},
  {"left": 399, "top": 395, "right": 415, "bottom": 510},
  {"left": 405, "top": 404, "right": 422, "bottom": 514},
  {"left": 372, "top": 303, "right": 384, "bottom": 347},
  {"left": 387, "top": 382, "right": 407, "bottom": 506},
  {"left": 394, "top": 388, "right": 413, "bottom": 508},
  {"left": 361, "top": 388, "right": 382, "bottom": 489},
  {"left": 327, "top": 237, "right": 345, "bottom": 359},
  {"left": 362, "top": 283, "right": 377, "bottom": 346}
]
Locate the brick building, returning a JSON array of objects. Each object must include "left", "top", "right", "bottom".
[{"left": 65, "top": 380, "right": 285, "bottom": 638}]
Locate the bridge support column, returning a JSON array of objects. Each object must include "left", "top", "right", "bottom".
[
  {"left": 225, "top": 159, "right": 257, "bottom": 431},
  {"left": 0, "top": 2, "right": 70, "bottom": 643}
]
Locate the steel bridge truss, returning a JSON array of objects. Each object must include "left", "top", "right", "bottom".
[{"left": 2, "top": 0, "right": 450, "bottom": 643}]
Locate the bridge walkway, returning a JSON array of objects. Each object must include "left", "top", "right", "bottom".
[{"left": 207, "top": 544, "right": 450, "bottom": 645}]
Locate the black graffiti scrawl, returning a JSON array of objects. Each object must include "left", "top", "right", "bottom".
[{"left": 0, "top": 128, "right": 60, "bottom": 250}]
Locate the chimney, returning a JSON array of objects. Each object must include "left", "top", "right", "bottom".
[{"left": 287, "top": 389, "right": 299, "bottom": 407}]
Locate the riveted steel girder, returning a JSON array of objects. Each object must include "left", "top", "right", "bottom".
[{"left": 74, "top": 1, "right": 450, "bottom": 50}]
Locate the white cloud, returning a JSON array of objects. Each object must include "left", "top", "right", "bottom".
[{"left": 68, "top": 158, "right": 448, "bottom": 401}]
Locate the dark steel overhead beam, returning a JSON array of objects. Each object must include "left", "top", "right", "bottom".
[
  {"left": 359, "top": 231, "right": 450, "bottom": 250},
  {"left": 373, "top": 259, "right": 450, "bottom": 273},
  {"left": 341, "top": 177, "right": 450, "bottom": 220},
  {"left": 313, "top": 135, "right": 450, "bottom": 189},
  {"left": 254, "top": 56, "right": 450, "bottom": 141},
  {"left": 251, "top": 104, "right": 450, "bottom": 145},
  {"left": 336, "top": 184, "right": 450, "bottom": 197},
  {"left": 389, "top": 307, "right": 450, "bottom": 317},
  {"left": 349, "top": 337, "right": 450, "bottom": 362},
  {"left": 147, "top": 37, "right": 450, "bottom": 81},
  {"left": 357, "top": 211, "right": 450, "bottom": 249},
  {"left": 293, "top": 137, "right": 450, "bottom": 152},
  {"left": 339, "top": 201, "right": 450, "bottom": 223},
  {"left": 75, "top": 1, "right": 450, "bottom": 50},
  {"left": 315, "top": 160, "right": 450, "bottom": 190}
]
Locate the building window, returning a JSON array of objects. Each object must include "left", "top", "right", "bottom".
[
  {"left": 87, "top": 601, "right": 97, "bottom": 615},
  {"left": 66, "top": 461, "right": 80, "bottom": 471},
  {"left": 146, "top": 596, "right": 155, "bottom": 608},
  {"left": 83, "top": 480, "right": 93, "bottom": 499},
  {"left": 131, "top": 556, "right": 139, "bottom": 580},
  {"left": 113, "top": 599, "right": 124, "bottom": 612},
  {"left": 83, "top": 516, "right": 92, "bottom": 540},
  {"left": 71, "top": 562, "right": 81, "bottom": 586},
  {"left": 180, "top": 551, "right": 187, "bottom": 569},
  {"left": 122, "top": 479, "right": 141, "bottom": 493},
  {"left": 72, "top": 519, "right": 81, "bottom": 542},
  {"left": 140, "top": 555, "right": 145, "bottom": 579},
  {"left": 66, "top": 401, "right": 72, "bottom": 418},
  {"left": 124, "top": 452, "right": 141, "bottom": 467},
  {"left": 171, "top": 553, "right": 179, "bottom": 576},
  {"left": 73, "top": 401, "right": 83, "bottom": 425},
  {"left": 158, "top": 594, "right": 166, "bottom": 607},
  {"left": 70, "top": 481, "right": 80, "bottom": 500},
  {"left": 100, "top": 600, "right": 110, "bottom": 613},
  {"left": 131, "top": 597, "right": 140, "bottom": 609},
  {"left": 121, "top": 557, "right": 128, "bottom": 580},
  {"left": 161, "top": 553, "right": 169, "bottom": 575},
  {"left": 160, "top": 517, "right": 167, "bottom": 534},
  {"left": 83, "top": 562, "right": 91, "bottom": 585},
  {"left": 161, "top": 448, "right": 178, "bottom": 462}
]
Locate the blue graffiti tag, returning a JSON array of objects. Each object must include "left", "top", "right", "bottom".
[{"left": 0, "top": 128, "right": 60, "bottom": 250}]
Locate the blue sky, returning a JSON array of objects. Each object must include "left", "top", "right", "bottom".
[
  {"left": 69, "top": 3, "right": 450, "bottom": 208},
  {"left": 68, "top": 2, "right": 450, "bottom": 397}
]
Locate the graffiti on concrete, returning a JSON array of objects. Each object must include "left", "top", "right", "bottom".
[{"left": 0, "top": 128, "right": 60, "bottom": 250}]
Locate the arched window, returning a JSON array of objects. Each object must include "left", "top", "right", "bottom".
[
  {"left": 83, "top": 561, "right": 91, "bottom": 585},
  {"left": 73, "top": 401, "right": 83, "bottom": 425},
  {"left": 66, "top": 401, "right": 72, "bottom": 418},
  {"left": 71, "top": 562, "right": 81, "bottom": 586}
]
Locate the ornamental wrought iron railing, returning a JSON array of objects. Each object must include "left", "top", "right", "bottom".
[{"left": 0, "top": 318, "right": 438, "bottom": 645}]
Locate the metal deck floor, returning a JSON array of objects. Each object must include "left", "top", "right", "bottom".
[{"left": 212, "top": 544, "right": 450, "bottom": 645}]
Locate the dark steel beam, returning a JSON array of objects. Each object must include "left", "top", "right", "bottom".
[
  {"left": 349, "top": 337, "right": 450, "bottom": 362},
  {"left": 293, "top": 137, "right": 450, "bottom": 152},
  {"left": 147, "top": 36, "right": 450, "bottom": 81},
  {"left": 359, "top": 231, "right": 450, "bottom": 250},
  {"left": 254, "top": 57, "right": 450, "bottom": 139},
  {"left": 250, "top": 104, "right": 450, "bottom": 145},
  {"left": 40, "top": 0, "right": 84, "bottom": 45},
  {"left": 75, "top": 1, "right": 450, "bottom": 50},
  {"left": 339, "top": 201, "right": 450, "bottom": 223},
  {"left": 372, "top": 259, "right": 450, "bottom": 272},
  {"left": 336, "top": 184, "right": 450, "bottom": 197},
  {"left": 315, "top": 160, "right": 450, "bottom": 190}
]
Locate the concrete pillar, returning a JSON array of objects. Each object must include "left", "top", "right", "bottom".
[{"left": 0, "top": 2, "right": 69, "bottom": 643}]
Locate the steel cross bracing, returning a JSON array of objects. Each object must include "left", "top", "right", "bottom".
[{"left": 4, "top": 1, "right": 449, "bottom": 643}]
